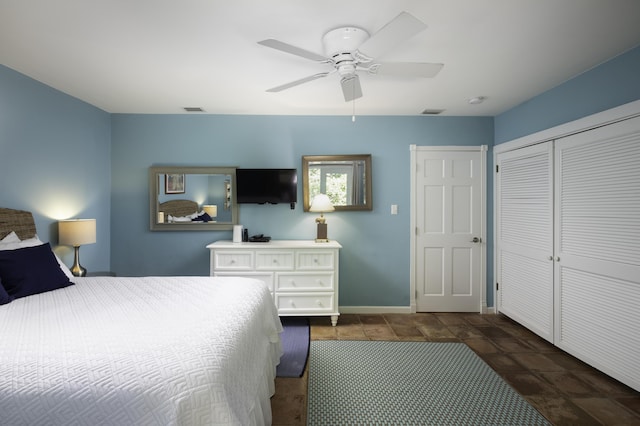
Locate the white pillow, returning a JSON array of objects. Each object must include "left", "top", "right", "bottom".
[
  {"left": 0, "top": 231, "right": 21, "bottom": 243},
  {"left": 0, "top": 235, "right": 75, "bottom": 280},
  {"left": 0, "top": 236, "right": 41, "bottom": 250}
]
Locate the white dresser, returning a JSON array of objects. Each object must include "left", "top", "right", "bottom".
[{"left": 207, "top": 240, "right": 341, "bottom": 326}]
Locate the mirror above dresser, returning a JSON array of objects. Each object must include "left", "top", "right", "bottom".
[
  {"left": 149, "top": 166, "right": 238, "bottom": 231},
  {"left": 302, "top": 154, "right": 372, "bottom": 211}
]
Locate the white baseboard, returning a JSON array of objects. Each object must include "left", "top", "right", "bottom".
[
  {"left": 339, "top": 306, "right": 497, "bottom": 315},
  {"left": 339, "top": 306, "right": 413, "bottom": 314}
]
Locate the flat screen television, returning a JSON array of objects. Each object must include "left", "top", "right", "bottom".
[{"left": 236, "top": 168, "right": 297, "bottom": 207}]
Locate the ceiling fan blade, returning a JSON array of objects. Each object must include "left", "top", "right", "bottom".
[
  {"left": 266, "top": 72, "right": 331, "bottom": 92},
  {"left": 356, "top": 12, "right": 427, "bottom": 61},
  {"left": 366, "top": 62, "right": 443, "bottom": 78},
  {"left": 341, "top": 74, "right": 363, "bottom": 102},
  {"left": 258, "top": 39, "right": 330, "bottom": 62}
]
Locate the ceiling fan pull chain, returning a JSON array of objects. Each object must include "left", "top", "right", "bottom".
[{"left": 352, "top": 92, "right": 356, "bottom": 122}]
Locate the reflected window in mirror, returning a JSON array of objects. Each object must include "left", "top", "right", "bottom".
[
  {"left": 302, "top": 155, "right": 372, "bottom": 211},
  {"left": 149, "top": 166, "right": 238, "bottom": 231}
]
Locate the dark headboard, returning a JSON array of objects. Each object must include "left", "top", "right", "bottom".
[
  {"left": 159, "top": 199, "right": 199, "bottom": 218},
  {"left": 0, "top": 208, "right": 37, "bottom": 240}
]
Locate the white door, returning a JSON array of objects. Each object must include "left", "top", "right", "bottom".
[
  {"left": 553, "top": 115, "right": 640, "bottom": 389},
  {"left": 412, "top": 146, "right": 486, "bottom": 312},
  {"left": 496, "top": 142, "right": 554, "bottom": 342}
]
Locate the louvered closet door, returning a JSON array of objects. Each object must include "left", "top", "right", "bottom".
[
  {"left": 496, "top": 142, "right": 554, "bottom": 341},
  {"left": 554, "top": 115, "right": 640, "bottom": 390}
]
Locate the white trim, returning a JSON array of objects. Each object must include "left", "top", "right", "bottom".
[
  {"left": 479, "top": 146, "right": 487, "bottom": 314},
  {"left": 340, "top": 306, "right": 496, "bottom": 315},
  {"left": 411, "top": 145, "right": 488, "bottom": 152},
  {"left": 340, "top": 306, "right": 413, "bottom": 314},
  {"left": 494, "top": 99, "right": 640, "bottom": 154},
  {"left": 409, "top": 145, "right": 487, "bottom": 314},
  {"left": 409, "top": 145, "right": 417, "bottom": 313}
]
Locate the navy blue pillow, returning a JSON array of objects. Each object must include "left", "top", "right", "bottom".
[
  {"left": 0, "top": 278, "right": 12, "bottom": 305},
  {"left": 0, "top": 243, "right": 74, "bottom": 299},
  {"left": 192, "top": 212, "right": 213, "bottom": 222}
]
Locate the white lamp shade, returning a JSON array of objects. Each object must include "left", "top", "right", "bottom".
[
  {"left": 59, "top": 219, "right": 96, "bottom": 246},
  {"left": 309, "top": 194, "right": 335, "bottom": 213},
  {"left": 202, "top": 205, "right": 218, "bottom": 217}
]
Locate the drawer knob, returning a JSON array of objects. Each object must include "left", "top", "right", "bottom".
[
  {"left": 289, "top": 280, "right": 296, "bottom": 287},
  {"left": 313, "top": 258, "right": 318, "bottom": 263},
  {"left": 316, "top": 300, "right": 322, "bottom": 307},
  {"left": 289, "top": 300, "right": 295, "bottom": 307}
]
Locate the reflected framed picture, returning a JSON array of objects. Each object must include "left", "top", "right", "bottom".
[{"left": 165, "top": 174, "right": 185, "bottom": 194}]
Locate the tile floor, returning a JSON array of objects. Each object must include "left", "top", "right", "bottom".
[{"left": 271, "top": 313, "right": 640, "bottom": 425}]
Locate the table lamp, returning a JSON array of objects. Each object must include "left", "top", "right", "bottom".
[
  {"left": 309, "top": 194, "right": 335, "bottom": 242},
  {"left": 59, "top": 219, "right": 96, "bottom": 277},
  {"left": 202, "top": 205, "right": 218, "bottom": 221}
]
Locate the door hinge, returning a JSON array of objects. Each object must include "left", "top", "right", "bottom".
[{"left": 496, "top": 165, "right": 499, "bottom": 173}]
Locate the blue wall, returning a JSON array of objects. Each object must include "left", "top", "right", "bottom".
[
  {"left": 0, "top": 65, "right": 111, "bottom": 272},
  {"left": 110, "top": 114, "right": 493, "bottom": 307},
  {"left": 495, "top": 45, "right": 640, "bottom": 144}
]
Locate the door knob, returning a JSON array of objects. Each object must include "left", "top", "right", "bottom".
[{"left": 471, "top": 237, "right": 481, "bottom": 243}]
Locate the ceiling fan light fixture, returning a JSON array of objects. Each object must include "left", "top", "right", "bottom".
[{"left": 322, "top": 27, "right": 369, "bottom": 58}]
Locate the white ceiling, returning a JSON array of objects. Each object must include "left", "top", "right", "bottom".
[{"left": 2, "top": 0, "right": 640, "bottom": 116}]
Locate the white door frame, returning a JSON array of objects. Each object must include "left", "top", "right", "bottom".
[{"left": 409, "top": 145, "right": 488, "bottom": 313}]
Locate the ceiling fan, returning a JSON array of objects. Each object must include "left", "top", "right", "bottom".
[{"left": 257, "top": 11, "right": 443, "bottom": 102}]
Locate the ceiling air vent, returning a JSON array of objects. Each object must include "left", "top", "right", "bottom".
[
  {"left": 421, "top": 109, "right": 445, "bottom": 115},
  {"left": 184, "top": 107, "right": 205, "bottom": 112}
]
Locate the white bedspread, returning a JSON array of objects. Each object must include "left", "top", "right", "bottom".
[{"left": 0, "top": 276, "right": 282, "bottom": 426}]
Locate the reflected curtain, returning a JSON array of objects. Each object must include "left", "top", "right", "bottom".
[{"left": 351, "top": 162, "right": 364, "bottom": 205}]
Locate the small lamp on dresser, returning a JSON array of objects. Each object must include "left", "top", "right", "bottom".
[
  {"left": 58, "top": 219, "right": 96, "bottom": 277},
  {"left": 310, "top": 194, "right": 335, "bottom": 242}
]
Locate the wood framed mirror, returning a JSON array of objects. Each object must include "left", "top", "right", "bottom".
[
  {"left": 149, "top": 166, "right": 238, "bottom": 231},
  {"left": 302, "top": 154, "right": 372, "bottom": 211}
]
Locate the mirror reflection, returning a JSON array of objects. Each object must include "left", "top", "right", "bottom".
[
  {"left": 149, "top": 166, "right": 238, "bottom": 231},
  {"left": 302, "top": 155, "right": 372, "bottom": 211}
]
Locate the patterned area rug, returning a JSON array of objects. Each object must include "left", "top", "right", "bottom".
[{"left": 308, "top": 341, "right": 550, "bottom": 425}]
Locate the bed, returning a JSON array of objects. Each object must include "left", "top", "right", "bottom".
[
  {"left": 159, "top": 200, "right": 215, "bottom": 223},
  {"left": 0, "top": 208, "right": 282, "bottom": 425},
  {"left": 160, "top": 199, "right": 199, "bottom": 218}
]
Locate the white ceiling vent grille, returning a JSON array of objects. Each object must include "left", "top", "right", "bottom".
[{"left": 421, "top": 109, "right": 445, "bottom": 115}]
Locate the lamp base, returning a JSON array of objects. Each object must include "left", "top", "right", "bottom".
[
  {"left": 315, "top": 223, "right": 329, "bottom": 243},
  {"left": 70, "top": 246, "right": 87, "bottom": 277}
]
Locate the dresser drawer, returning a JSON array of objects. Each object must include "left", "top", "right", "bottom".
[
  {"left": 213, "top": 251, "right": 254, "bottom": 270},
  {"left": 213, "top": 271, "right": 274, "bottom": 292},
  {"left": 256, "top": 251, "right": 294, "bottom": 270},
  {"left": 275, "top": 293, "right": 334, "bottom": 313},
  {"left": 296, "top": 251, "right": 335, "bottom": 270},
  {"left": 276, "top": 272, "right": 334, "bottom": 292}
]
